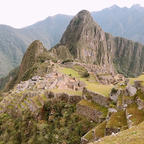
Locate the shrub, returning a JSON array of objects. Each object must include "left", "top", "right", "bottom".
[{"left": 82, "top": 71, "right": 89, "bottom": 78}]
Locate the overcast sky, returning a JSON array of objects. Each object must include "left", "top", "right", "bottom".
[{"left": 0, "top": 0, "right": 144, "bottom": 28}]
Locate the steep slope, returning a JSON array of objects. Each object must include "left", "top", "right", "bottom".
[
  {"left": 89, "top": 120, "right": 144, "bottom": 144},
  {"left": 52, "top": 10, "right": 114, "bottom": 74},
  {"left": 0, "top": 40, "right": 56, "bottom": 91},
  {"left": 1, "top": 9, "right": 144, "bottom": 90},
  {"left": 51, "top": 10, "right": 144, "bottom": 77},
  {"left": 17, "top": 40, "right": 47, "bottom": 81},
  {"left": 105, "top": 34, "right": 144, "bottom": 77},
  {"left": 0, "top": 25, "right": 26, "bottom": 77}
]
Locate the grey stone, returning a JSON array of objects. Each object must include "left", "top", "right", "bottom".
[{"left": 126, "top": 85, "right": 137, "bottom": 96}]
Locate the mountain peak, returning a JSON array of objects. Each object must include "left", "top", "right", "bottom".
[
  {"left": 60, "top": 9, "right": 99, "bottom": 45},
  {"left": 76, "top": 10, "right": 91, "bottom": 17},
  {"left": 131, "top": 4, "right": 141, "bottom": 9},
  {"left": 55, "top": 10, "right": 113, "bottom": 72},
  {"left": 110, "top": 4, "right": 120, "bottom": 9},
  {"left": 17, "top": 40, "right": 46, "bottom": 82},
  {"left": 75, "top": 10, "right": 93, "bottom": 24}
]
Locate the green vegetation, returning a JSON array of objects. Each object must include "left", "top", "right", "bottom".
[
  {"left": 84, "top": 129, "right": 94, "bottom": 141},
  {"left": 129, "top": 74, "right": 144, "bottom": 86},
  {"left": 91, "top": 121, "right": 144, "bottom": 144},
  {"left": 83, "top": 120, "right": 107, "bottom": 142},
  {"left": 84, "top": 120, "right": 107, "bottom": 142},
  {"left": 0, "top": 101, "right": 96, "bottom": 144},
  {"left": 59, "top": 67, "right": 79, "bottom": 78},
  {"left": 59, "top": 66, "right": 113, "bottom": 97},
  {"left": 126, "top": 103, "right": 144, "bottom": 126},
  {"left": 94, "top": 121, "right": 106, "bottom": 138},
  {"left": 73, "top": 64, "right": 89, "bottom": 78},
  {"left": 135, "top": 89, "right": 144, "bottom": 101},
  {"left": 106, "top": 110, "right": 128, "bottom": 130},
  {"left": 0, "top": 67, "right": 19, "bottom": 90},
  {"left": 85, "top": 82, "right": 113, "bottom": 97}
]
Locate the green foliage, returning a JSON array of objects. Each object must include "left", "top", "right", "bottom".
[
  {"left": 73, "top": 64, "right": 89, "bottom": 78},
  {"left": 91, "top": 121, "right": 144, "bottom": 144},
  {"left": 126, "top": 103, "right": 144, "bottom": 126},
  {"left": 22, "top": 64, "right": 38, "bottom": 81},
  {"left": 81, "top": 71, "right": 89, "bottom": 78},
  {"left": 135, "top": 89, "right": 144, "bottom": 101},
  {"left": 111, "top": 88, "right": 118, "bottom": 93},
  {"left": 0, "top": 67, "right": 19, "bottom": 91},
  {"left": 106, "top": 110, "right": 128, "bottom": 130},
  {"left": 0, "top": 101, "right": 96, "bottom": 144}
]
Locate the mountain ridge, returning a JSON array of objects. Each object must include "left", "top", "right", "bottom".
[{"left": 1, "top": 4, "right": 144, "bottom": 78}]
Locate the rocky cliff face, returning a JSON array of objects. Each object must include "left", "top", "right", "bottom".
[
  {"left": 106, "top": 34, "right": 144, "bottom": 77},
  {"left": 52, "top": 10, "right": 114, "bottom": 74},
  {"left": 52, "top": 10, "right": 144, "bottom": 77}
]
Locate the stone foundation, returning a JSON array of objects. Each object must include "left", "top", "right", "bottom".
[
  {"left": 76, "top": 104, "right": 104, "bottom": 122},
  {"left": 83, "top": 88, "right": 110, "bottom": 107}
]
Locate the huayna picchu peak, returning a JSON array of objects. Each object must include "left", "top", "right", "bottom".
[
  {"left": 1, "top": 9, "right": 144, "bottom": 144},
  {"left": 52, "top": 10, "right": 114, "bottom": 75}
]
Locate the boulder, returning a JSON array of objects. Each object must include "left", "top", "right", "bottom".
[
  {"left": 136, "top": 98, "right": 144, "bottom": 110},
  {"left": 126, "top": 85, "right": 137, "bottom": 96},
  {"left": 110, "top": 88, "right": 120, "bottom": 103}
]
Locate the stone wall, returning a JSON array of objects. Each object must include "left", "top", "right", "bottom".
[
  {"left": 76, "top": 104, "right": 104, "bottom": 123},
  {"left": 83, "top": 88, "right": 110, "bottom": 107},
  {"left": 45, "top": 91, "right": 82, "bottom": 104}
]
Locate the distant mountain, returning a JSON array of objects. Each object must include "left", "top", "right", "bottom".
[
  {"left": 0, "top": 15, "right": 72, "bottom": 77},
  {"left": 1, "top": 4, "right": 144, "bottom": 77},
  {"left": 92, "top": 4, "right": 144, "bottom": 43}
]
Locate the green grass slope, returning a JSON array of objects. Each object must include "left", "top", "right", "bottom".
[{"left": 90, "top": 121, "right": 144, "bottom": 144}]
